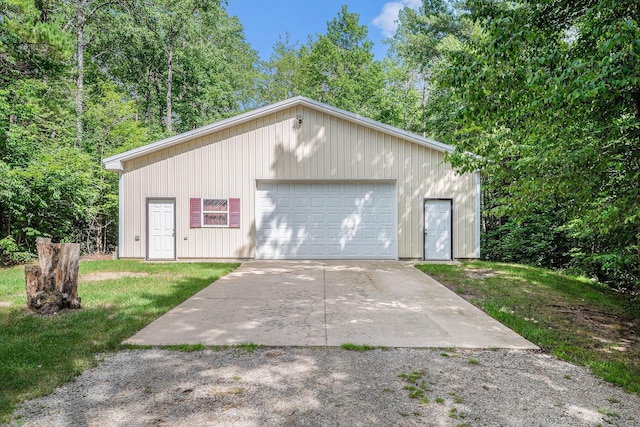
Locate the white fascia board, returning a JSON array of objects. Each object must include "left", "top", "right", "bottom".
[
  {"left": 104, "top": 159, "right": 125, "bottom": 172},
  {"left": 118, "top": 172, "right": 124, "bottom": 258},
  {"left": 475, "top": 172, "right": 481, "bottom": 258},
  {"left": 102, "top": 96, "right": 455, "bottom": 171}
]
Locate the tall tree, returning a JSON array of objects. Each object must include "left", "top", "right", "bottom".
[
  {"left": 258, "top": 33, "right": 303, "bottom": 105},
  {"left": 390, "top": 0, "right": 473, "bottom": 137},
  {"left": 89, "top": 0, "right": 258, "bottom": 133},
  {"left": 59, "top": 0, "right": 125, "bottom": 146},
  {"left": 0, "top": 0, "right": 72, "bottom": 165},
  {"left": 0, "top": 0, "right": 104, "bottom": 258},
  {"left": 435, "top": 0, "right": 640, "bottom": 288},
  {"left": 297, "top": 5, "right": 384, "bottom": 118}
]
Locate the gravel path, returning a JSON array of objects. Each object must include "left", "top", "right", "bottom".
[{"left": 8, "top": 348, "right": 640, "bottom": 426}]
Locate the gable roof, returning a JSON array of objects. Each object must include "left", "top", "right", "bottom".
[{"left": 102, "top": 96, "right": 454, "bottom": 171}]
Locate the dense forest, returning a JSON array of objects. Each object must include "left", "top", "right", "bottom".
[{"left": 1, "top": 0, "right": 639, "bottom": 294}]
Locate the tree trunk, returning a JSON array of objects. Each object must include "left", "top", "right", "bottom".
[
  {"left": 144, "top": 67, "right": 152, "bottom": 122},
  {"left": 635, "top": 88, "right": 640, "bottom": 275},
  {"left": 75, "top": 1, "right": 86, "bottom": 148},
  {"left": 421, "top": 75, "right": 428, "bottom": 137},
  {"left": 25, "top": 238, "right": 81, "bottom": 314},
  {"left": 25, "top": 264, "right": 44, "bottom": 307},
  {"left": 166, "top": 27, "right": 174, "bottom": 133}
]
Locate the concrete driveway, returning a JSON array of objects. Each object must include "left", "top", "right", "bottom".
[{"left": 126, "top": 261, "right": 537, "bottom": 349}]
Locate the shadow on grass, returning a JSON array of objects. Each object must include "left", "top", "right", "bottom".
[
  {"left": 416, "top": 260, "right": 640, "bottom": 395},
  {"left": 0, "top": 262, "right": 238, "bottom": 423}
]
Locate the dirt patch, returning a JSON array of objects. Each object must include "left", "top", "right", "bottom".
[
  {"left": 464, "top": 267, "right": 497, "bottom": 279},
  {"left": 81, "top": 272, "right": 149, "bottom": 282},
  {"left": 549, "top": 303, "right": 640, "bottom": 352},
  {"left": 0, "top": 301, "right": 12, "bottom": 307},
  {"left": 80, "top": 253, "right": 114, "bottom": 261}
]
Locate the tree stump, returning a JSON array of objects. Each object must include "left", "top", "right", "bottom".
[{"left": 25, "top": 238, "right": 81, "bottom": 314}]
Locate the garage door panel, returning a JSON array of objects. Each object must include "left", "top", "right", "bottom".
[
  {"left": 327, "top": 228, "right": 341, "bottom": 238},
  {"left": 309, "top": 213, "right": 325, "bottom": 223},
  {"left": 311, "top": 245, "right": 326, "bottom": 256},
  {"left": 327, "top": 197, "right": 342, "bottom": 208},
  {"left": 310, "top": 228, "right": 324, "bottom": 238},
  {"left": 361, "top": 245, "right": 376, "bottom": 256},
  {"left": 294, "top": 213, "right": 308, "bottom": 225},
  {"left": 362, "top": 213, "right": 375, "bottom": 222},
  {"left": 294, "top": 197, "right": 308, "bottom": 208},
  {"left": 378, "top": 213, "right": 394, "bottom": 225},
  {"left": 362, "top": 228, "right": 375, "bottom": 239},
  {"left": 255, "top": 182, "right": 397, "bottom": 259},
  {"left": 328, "top": 213, "right": 343, "bottom": 223},
  {"left": 275, "top": 197, "right": 290, "bottom": 208}
]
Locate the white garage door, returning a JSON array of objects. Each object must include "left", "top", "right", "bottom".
[{"left": 255, "top": 182, "right": 397, "bottom": 259}]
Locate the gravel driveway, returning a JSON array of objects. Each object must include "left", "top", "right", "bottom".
[{"left": 9, "top": 347, "right": 640, "bottom": 426}]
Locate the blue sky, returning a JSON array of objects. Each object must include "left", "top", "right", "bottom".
[{"left": 226, "top": 0, "right": 421, "bottom": 61}]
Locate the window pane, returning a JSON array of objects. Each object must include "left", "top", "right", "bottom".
[
  {"left": 203, "top": 199, "right": 227, "bottom": 211},
  {"left": 203, "top": 213, "right": 228, "bottom": 225}
]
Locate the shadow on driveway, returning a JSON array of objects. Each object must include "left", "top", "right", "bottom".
[{"left": 125, "top": 261, "right": 537, "bottom": 349}]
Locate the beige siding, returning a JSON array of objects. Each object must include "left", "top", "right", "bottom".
[{"left": 120, "top": 106, "right": 478, "bottom": 259}]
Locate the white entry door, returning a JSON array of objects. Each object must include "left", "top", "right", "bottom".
[
  {"left": 424, "top": 199, "right": 452, "bottom": 260},
  {"left": 148, "top": 199, "right": 175, "bottom": 260}
]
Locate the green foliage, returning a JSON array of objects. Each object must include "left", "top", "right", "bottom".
[
  {"left": 259, "top": 6, "right": 388, "bottom": 121},
  {"left": 481, "top": 214, "right": 570, "bottom": 269},
  {"left": 158, "top": 343, "right": 207, "bottom": 352},
  {"left": 258, "top": 33, "right": 303, "bottom": 104},
  {"left": 0, "top": 236, "right": 32, "bottom": 265},
  {"left": 88, "top": 0, "right": 258, "bottom": 133},
  {"left": 398, "top": 370, "right": 431, "bottom": 401},
  {"left": 0, "top": 0, "right": 260, "bottom": 259},
  {"left": 298, "top": 5, "right": 384, "bottom": 118},
  {"left": 393, "top": 0, "right": 640, "bottom": 292},
  {"left": 340, "top": 343, "right": 387, "bottom": 351}
]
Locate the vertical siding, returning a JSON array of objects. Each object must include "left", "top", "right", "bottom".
[{"left": 120, "top": 106, "right": 478, "bottom": 259}]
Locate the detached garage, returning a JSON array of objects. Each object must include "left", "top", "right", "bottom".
[{"left": 103, "top": 96, "right": 480, "bottom": 261}]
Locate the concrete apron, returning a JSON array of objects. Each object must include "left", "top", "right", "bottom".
[{"left": 125, "top": 261, "right": 538, "bottom": 349}]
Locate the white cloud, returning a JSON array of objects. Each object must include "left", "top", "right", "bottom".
[{"left": 372, "top": 0, "right": 422, "bottom": 37}]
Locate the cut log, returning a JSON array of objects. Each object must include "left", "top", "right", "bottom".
[
  {"left": 56, "top": 242, "right": 81, "bottom": 309},
  {"left": 25, "top": 238, "right": 81, "bottom": 314},
  {"left": 25, "top": 264, "right": 43, "bottom": 307},
  {"left": 37, "top": 238, "right": 59, "bottom": 294}
]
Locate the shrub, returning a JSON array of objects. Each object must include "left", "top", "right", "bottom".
[{"left": 0, "top": 236, "right": 33, "bottom": 266}]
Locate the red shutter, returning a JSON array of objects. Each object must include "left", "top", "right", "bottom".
[
  {"left": 229, "top": 198, "right": 240, "bottom": 228},
  {"left": 190, "top": 198, "right": 201, "bottom": 228}
]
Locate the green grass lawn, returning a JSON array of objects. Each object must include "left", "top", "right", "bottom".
[
  {"left": 416, "top": 261, "right": 640, "bottom": 394},
  {"left": 0, "top": 260, "right": 238, "bottom": 423}
]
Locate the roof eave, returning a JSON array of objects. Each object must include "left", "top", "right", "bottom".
[{"left": 104, "top": 159, "right": 124, "bottom": 172}]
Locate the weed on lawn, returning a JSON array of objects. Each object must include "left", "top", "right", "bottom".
[
  {"left": 159, "top": 343, "right": 208, "bottom": 352},
  {"left": 398, "top": 370, "right": 430, "bottom": 402},
  {"left": 340, "top": 343, "right": 388, "bottom": 351}
]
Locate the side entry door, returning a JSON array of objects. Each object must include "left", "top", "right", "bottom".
[
  {"left": 147, "top": 199, "right": 175, "bottom": 260},
  {"left": 424, "top": 199, "right": 452, "bottom": 260}
]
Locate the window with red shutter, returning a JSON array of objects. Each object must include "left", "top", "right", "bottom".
[
  {"left": 190, "top": 198, "right": 202, "bottom": 228},
  {"left": 229, "top": 198, "right": 240, "bottom": 228},
  {"left": 191, "top": 198, "right": 240, "bottom": 228}
]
